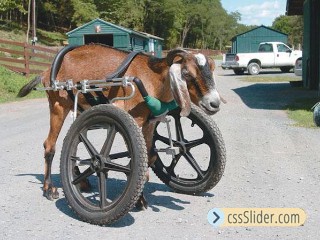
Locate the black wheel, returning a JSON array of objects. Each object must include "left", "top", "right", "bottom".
[
  {"left": 247, "top": 62, "right": 260, "bottom": 75},
  {"left": 313, "top": 102, "right": 320, "bottom": 127},
  {"left": 151, "top": 104, "right": 226, "bottom": 194},
  {"left": 280, "top": 66, "right": 292, "bottom": 73},
  {"left": 233, "top": 69, "right": 245, "bottom": 75},
  {"left": 60, "top": 105, "right": 148, "bottom": 225}
]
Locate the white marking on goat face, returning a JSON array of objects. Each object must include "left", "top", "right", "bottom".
[
  {"left": 199, "top": 89, "right": 221, "bottom": 115},
  {"left": 195, "top": 53, "right": 206, "bottom": 66}
]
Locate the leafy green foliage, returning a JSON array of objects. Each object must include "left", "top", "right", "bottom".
[
  {"left": 0, "top": 0, "right": 26, "bottom": 13},
  {"left": 272, "top": 15, "right": 303, "bottom": 48},
  {"left": 71, "top": 0, "right": 99, "bottom": 27},
  {"left": 0, "top": 0, "right": 300, "bottom": 50},
  {"left": 0, "top": 0, "right": 252, "bottom": 49}
]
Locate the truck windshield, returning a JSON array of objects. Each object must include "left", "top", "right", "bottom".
[{"left": 258, "top": 44, "right": 273, "bottom": 52}]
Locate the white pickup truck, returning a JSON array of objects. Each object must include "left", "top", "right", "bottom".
[{"left": 221, "top": 42, "right": 302, "bottom": 75}]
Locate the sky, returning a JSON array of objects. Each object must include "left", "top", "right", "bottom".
[{"left": 220, "top": 0, "right": 287, "bottom": 26}]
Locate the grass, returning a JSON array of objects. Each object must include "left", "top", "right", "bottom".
[
  {"left": 212, "top": 55, "right": 223, "bottom": 60},
  {"left": 286, "top": 97, "right": 319, "bottom": 128},
  {"left": 0, "top": 20, "right": 67, "bottom": 46},
  {"left": 0, "top": 66, "right": 45, "bottom": 103},
  {"left": 239, "top": 75, "right": 301, "bottom": 83},
  {"left": 0, "top": 21, "right": 27, "bottom": 42},
  {"left": 37, "top": 29, "right": 67, "bottom": 46}
]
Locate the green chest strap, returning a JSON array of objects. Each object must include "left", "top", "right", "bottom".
[{"left": 143, "top": 95, "right": 178, "bottom": 117}]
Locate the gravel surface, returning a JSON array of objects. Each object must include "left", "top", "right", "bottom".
[{"left": 0, "top": 66, "right": 319, "bottom": 239}]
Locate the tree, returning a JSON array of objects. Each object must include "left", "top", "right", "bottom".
[
  {"left": 0, "top": 0, "right": 27, "bottom": 23},
  {"left": 94, "top": 0, "right": 123, "bottom": 23},
  {"left": 1, "top": 0, "right": 255, "bottom": 50},
  {"left": 272, "top": 15, "right": 303, "bottom": 49},
  {"left": 71, "top": 0, "right": 99, "bottom": 27}
]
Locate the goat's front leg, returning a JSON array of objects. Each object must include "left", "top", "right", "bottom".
[
  {"left": 134, "top": 121, "right": 157, "bottom": 210},
  {"left": 43, "top": 100, "right": 70, "bottom": 200}
]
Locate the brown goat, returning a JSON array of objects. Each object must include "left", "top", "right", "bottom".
[{"left": 18, "top": 44, "right": 222, "bottom": 206}]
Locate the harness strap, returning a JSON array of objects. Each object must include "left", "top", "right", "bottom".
[
  {"left": 106, "top": 51, "right": 140, "bottom": 80},
  {"left": 50, "top": 45, "right": 78, "bottom": 84}
]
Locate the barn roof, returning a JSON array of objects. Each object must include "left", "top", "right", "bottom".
[
  {"left": 232, "top": 25, "right": 287, "bottom": 41},
  {"left": 67, "top": 18, "right": 163, "bottom": 40}
]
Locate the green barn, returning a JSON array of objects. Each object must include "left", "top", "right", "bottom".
[
  {"left": 66, "top": 18, "right": 163, "bottom": 57},
  {"left": 231, "top": 25, "right": 288, "bottom": 53},
  {"left": 287, "top": 0, "right": 319, "bottom": 90}
]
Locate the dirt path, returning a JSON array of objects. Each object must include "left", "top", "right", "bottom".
[{"left": 0, "top": 67, "right": 319, "bottom": 239}]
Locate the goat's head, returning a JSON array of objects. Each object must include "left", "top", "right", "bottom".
[{"left": 167, "top": 48, "right": 221, "bottom": 116}]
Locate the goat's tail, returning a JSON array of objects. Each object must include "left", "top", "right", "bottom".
[{"left": 17, "top": 75, "right": 42, "bottom": 97}]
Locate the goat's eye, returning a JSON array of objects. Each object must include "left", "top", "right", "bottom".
[
  {"left": 182, "top": 69, "right": 189, "bottom": 75},
  {"left": 182, "top": 69, "right": 193, "bottom": 80}
]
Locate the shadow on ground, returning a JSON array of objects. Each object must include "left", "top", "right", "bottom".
[
  {"left": 17, "top": 172, "right": 213, "bottom": 227},
  {"left": 233, "top": 82, "right": 318, "bottom": 110}
]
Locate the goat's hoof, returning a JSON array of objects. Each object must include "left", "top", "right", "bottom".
[
  {"left": 43, "top": 187, "right": 59, "bottom": 201},
  {"left": 135, "top": 195, "right": 148, "bottom": 210},
  {"left": 79, "top": 179, "right": 91, "bottom": 192}
]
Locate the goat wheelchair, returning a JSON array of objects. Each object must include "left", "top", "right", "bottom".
[
  {"left": 35, "top": 47, "right": 226, "bottom": 225},
  {"left": 41, "top": 77, "right": 226, "bottom": 225}
]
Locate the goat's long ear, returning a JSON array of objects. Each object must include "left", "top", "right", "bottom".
[{"left": 169, "top": 63, "right": 191, "bottom": 117}]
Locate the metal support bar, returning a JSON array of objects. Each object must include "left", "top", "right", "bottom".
[
  {"left": 35, "top": 76, "right": 136, "bottom": 121},
  {"left": 154, "top": 117, "right": 180, "bottom": 156},
  {"left": 73, "top": 91, "right": 81, "bottom": 121}
]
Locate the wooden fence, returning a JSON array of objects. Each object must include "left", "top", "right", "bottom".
[
  {"left": 0, "top": 38, "right": 60, "bottom": 77},
  {"left": 162, "top": 48, "right": 226, "bottom": 57}
]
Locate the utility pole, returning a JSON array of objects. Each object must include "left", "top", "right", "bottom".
[
  {"left": 26, "top": 0, "right": 31, "bottom": 43},
  {"left": 31, "top": 0, "right": 37, "bottom": 45}
]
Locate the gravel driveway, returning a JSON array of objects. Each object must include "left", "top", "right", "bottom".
[{"left": 0, "top": 66, "right": 319, "bottom": 239}]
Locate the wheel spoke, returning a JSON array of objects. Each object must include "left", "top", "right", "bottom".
[
  {"left": 100, "top": 125, "right": 116, "bottom": 156},
  {"left": 166, "top": 154, "right": 182, "bottom": 176},
  {"left": 103, "top": 162, "right": 131, "bottom": 174},
  {"left": 109, "top": 151, "right": 130, "bottom": 160},
  {"left": 184, "top": 152, "right": 205, "bottom": 179},
  {"left": 98, "top": 172, "right": 107, "bottom": 209},
  {"left": 72, "top": 167, "right": 95, "bottom": 185},
  {"left": 154, "top": 132, "right": 171, "bottom": 145},
  {"left": 185, "top": 138, "right": 205, "bottom": 150},
  {"left": 79, "top": 132, "right": 99, "bottom": 157},
  {"left": 71, "top": 156, "right": 91, "bottom": 166},
  {"left": 174, "top": 116, "right": 184, "bottom": 141}
]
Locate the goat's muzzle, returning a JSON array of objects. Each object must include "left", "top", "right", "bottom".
[{"left": 198, "top": 90, "right": 221, "bottom": 115}]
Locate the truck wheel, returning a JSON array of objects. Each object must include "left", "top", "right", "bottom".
[
  {"left": 280, "top": 67, "right": 292, "bottom": 73},
  {"left": 313, "top": 102, "right": 320, "bottom": 127},
  {"left": 248, "top": 62, "right": 260, "bottom": 75},
  {"left": 233, "top": 69, "right": 244, "bottom": 75}
]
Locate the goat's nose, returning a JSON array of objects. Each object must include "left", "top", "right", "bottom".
[{"left": 210, "top": 101, "right": 220, "bottom": 109}]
